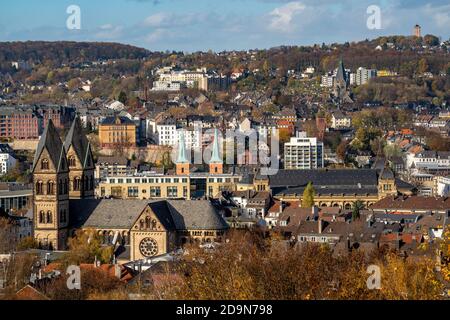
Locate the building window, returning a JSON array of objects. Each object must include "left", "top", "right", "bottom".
[
  {"left": 68, "top": 156, "right": 76, "bottom": 167},
  {"left": 167, "top": 186, "right": 178, "bottom": 198},
  {"left": 46, "top": 211, "right": 53, "bottom": 224},
  {"left": 150, "top": 187, "right": 161, "bottom": 197},
  {"left": 39, "top": 211, "right": 45, "bottom": 223},
  {"left": 74, "top": 177, "right": 81, "bottom": 191},
  {"left": 41, "top": 159, "right": 49, "bottom": 170},
  {"left": 47, "top": 181, "right": 55, "bottom": 195},
  {"left": 36, "top": 181, "right": 44, "bottom": 195},
  {"left": 128, "top": 187, "right": 139, "bottom": 198}
]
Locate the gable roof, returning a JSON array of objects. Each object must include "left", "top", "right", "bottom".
[
  {"left": 166, "top": 200, "right": 228, "bottom": 230},
  {"left": 32, "top": 119, "right": 65, "bottom": 172},
  {"left": 64, "top": 117, "right": 92, "bottom": 169},
  {"left": 15, "top": 285, "right": 50, "bottom": 301},
  {"left": 69, "top": 199, "right": 150, "bottom": 229},
  {"left": 69, "top": 199, "right": 229, "bottom": 231}
]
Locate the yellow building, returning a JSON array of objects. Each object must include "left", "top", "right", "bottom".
[
  {"left": 265, "top": 168, "right": 405, "bottom": 210},
  {"left": 99, "top": 116, "right": 137, "bottom": 149}
]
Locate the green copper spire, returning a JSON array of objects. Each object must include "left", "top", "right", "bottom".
[
  {"left": 210, "top": 128, "right": 222, "bottom": 164},
  {"left": 177, "top": 130, "right": 189, "bottom": 164}
]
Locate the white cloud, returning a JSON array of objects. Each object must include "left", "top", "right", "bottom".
[
  {"left": 268, "top": 1, "right": 306, "bottom": 32},
  {"left": 142, "top": 12, "right": 202, "bottom": 28}
]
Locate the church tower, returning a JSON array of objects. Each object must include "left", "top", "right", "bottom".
[
  {"left": 209, "top": 129, "right": 223, "bottom": 174},
  {"left": 64, "top": 117, "right": 95, "bottom": 199},
  {"left": 378, "top": 167, "right": 398, "bottom": 199},
  {"left": 32, "top": 120, "right": 70, "bottom": 250},
  {"left": 175, "top": 130, "right": 190, "bottom": 175}
]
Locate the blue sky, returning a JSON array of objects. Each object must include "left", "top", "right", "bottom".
[{"left": 0, "top": 0, "right": 449, "bottom": 51}]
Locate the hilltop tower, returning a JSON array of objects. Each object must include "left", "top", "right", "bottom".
[{"left": 414, "top": 24, "right": 422, "bottom": 37}]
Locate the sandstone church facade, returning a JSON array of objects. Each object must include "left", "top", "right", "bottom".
[
  {"left": 32, "top": 119, "right": 228, "bottom": 260},
  {"left": 33, "top": 118, "right": 95, "bottom": 250}
]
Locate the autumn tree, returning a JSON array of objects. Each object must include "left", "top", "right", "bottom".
[
  {"left": 302, "top": 182, "right": 315, "bottom": 208},
  {"left": 60, "top": 229, "right": 113, "bottom": 267}
]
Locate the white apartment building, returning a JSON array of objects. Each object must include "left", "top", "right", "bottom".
[
  {"left": 407, "top": 151, "right": 450, "bottom": 173},
  {"left": 356, "top": 67, "right": 377, "bottom": 86},
  {"left": 435, "top": 176, "right": 450, "bottom": 197},
  {"left": 0, "top": 145, "right": 17, "bottom": 176},
  {"left": 156, "top": 123, "right": 202, "bottom": 150},
  {"left": 284, "top": 132, "right": 324, "bottom": 170}
]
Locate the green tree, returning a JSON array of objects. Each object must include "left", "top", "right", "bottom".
[
  {"left": 118, "top": 91, "right": 128, "bottom": 104},
  {"left": 302, "top": 182, "right": 316, "bottom": 208},
  {"left": 352, "top": 201, "right": 365, "bottom": 221}
]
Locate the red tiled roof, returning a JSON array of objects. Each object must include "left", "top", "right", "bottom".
[
  {"left": 371, "top": 196, "right": 450, "bottom": 211},
  {"left": 15, "top": 285, "right": 50, "bottom": 300}
]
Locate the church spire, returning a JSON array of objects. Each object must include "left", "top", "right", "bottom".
[
  {"left": 177, "top": 130, "right": 189, "bottom": 164},
  {"left": 210, "top": 128, "right": 222, "bottom": 164},
  {"left": 209, "top": 128, "right": 223, "bottom": 174},
  {"left": 176, "top": 130, "right": 190, "bottom": 175}
]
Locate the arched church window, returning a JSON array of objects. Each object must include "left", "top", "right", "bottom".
[
  {"left": 39, "top": 211, "right": 45, "bottom": 223},
  {"left": 74, "top": 177, "right": 81, "bottom": 191},
  {"left": 59, "top": 180, "right": 63, "bottom": 195},
  {"left": 145, "top": 217, "right": 151, "bottom": 229},
  {"left": 46, "top": 211, "right": 53, "bottom": 224},
  {"left": 36, "top": 181, "right": 44, "bottom": 195},
  {"left": 64, "top": 179, "right": 68, "bottom": 194},
  {"left": 47, "top": 181, "right": 55, "bottom": 195},
  {"left": 41, "top": 159, "right": 49, "bottom": 170},
  {"left": 68, "top": 156, "right": 76, "bottom": 168},
  {"left": 90, "top": 176, "right": 94, "bottom": 191}
]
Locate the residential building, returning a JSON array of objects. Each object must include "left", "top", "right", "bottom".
[
  {"left": 0, "top": 144, "right": 17, "bottom": 176},
  {"left": 331, "top": 112, "right": 352, "bottom": 129},
  {"left": 99, "top": 116, "right": 137, "bottom": 148},
  {"left": 284, "top": 132, "right": 324, "bottom": 169},
  {"left": 355, "top": 67, "right": 377, "bottom": 86},
  {"left": 95, "top": 156, "right": 138, "bottom": 181}
]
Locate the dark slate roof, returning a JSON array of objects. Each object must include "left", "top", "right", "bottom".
[
  {"left": 101, "top": 116, "right": 135, "bottom": 125},
  {"left": 32, "top": 120, "right": 65, "bottom": 172},
  {"left": 269, "top": 169, "right": 378, "bottom": 188},
  {"left": 69, "top": 199, "right": 149, "bottom": 229},
  {"left": 64, "top": 117, "right": 92, "bottom": 168},
  {"left": 69, "top": 199, "right": 229, "bottom": 231},
  {"left": 336, "top": 60, "right": 347, "bottom": 83},
  {"left": 379, "top": 167, "right": 394, "bottom": 180},
  {"left": 167, "top": 200, "right": 229, "bottom": 230}
]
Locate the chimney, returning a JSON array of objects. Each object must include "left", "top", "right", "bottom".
[
  {"left": 318, "top": 219, "right": 323, "bottom": 234},
  {"left": 114, "top": 264, "right": 121, "bottom": 279},
  {"left": 312, "top": 206, "right": 319, "bottom": 218}
]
